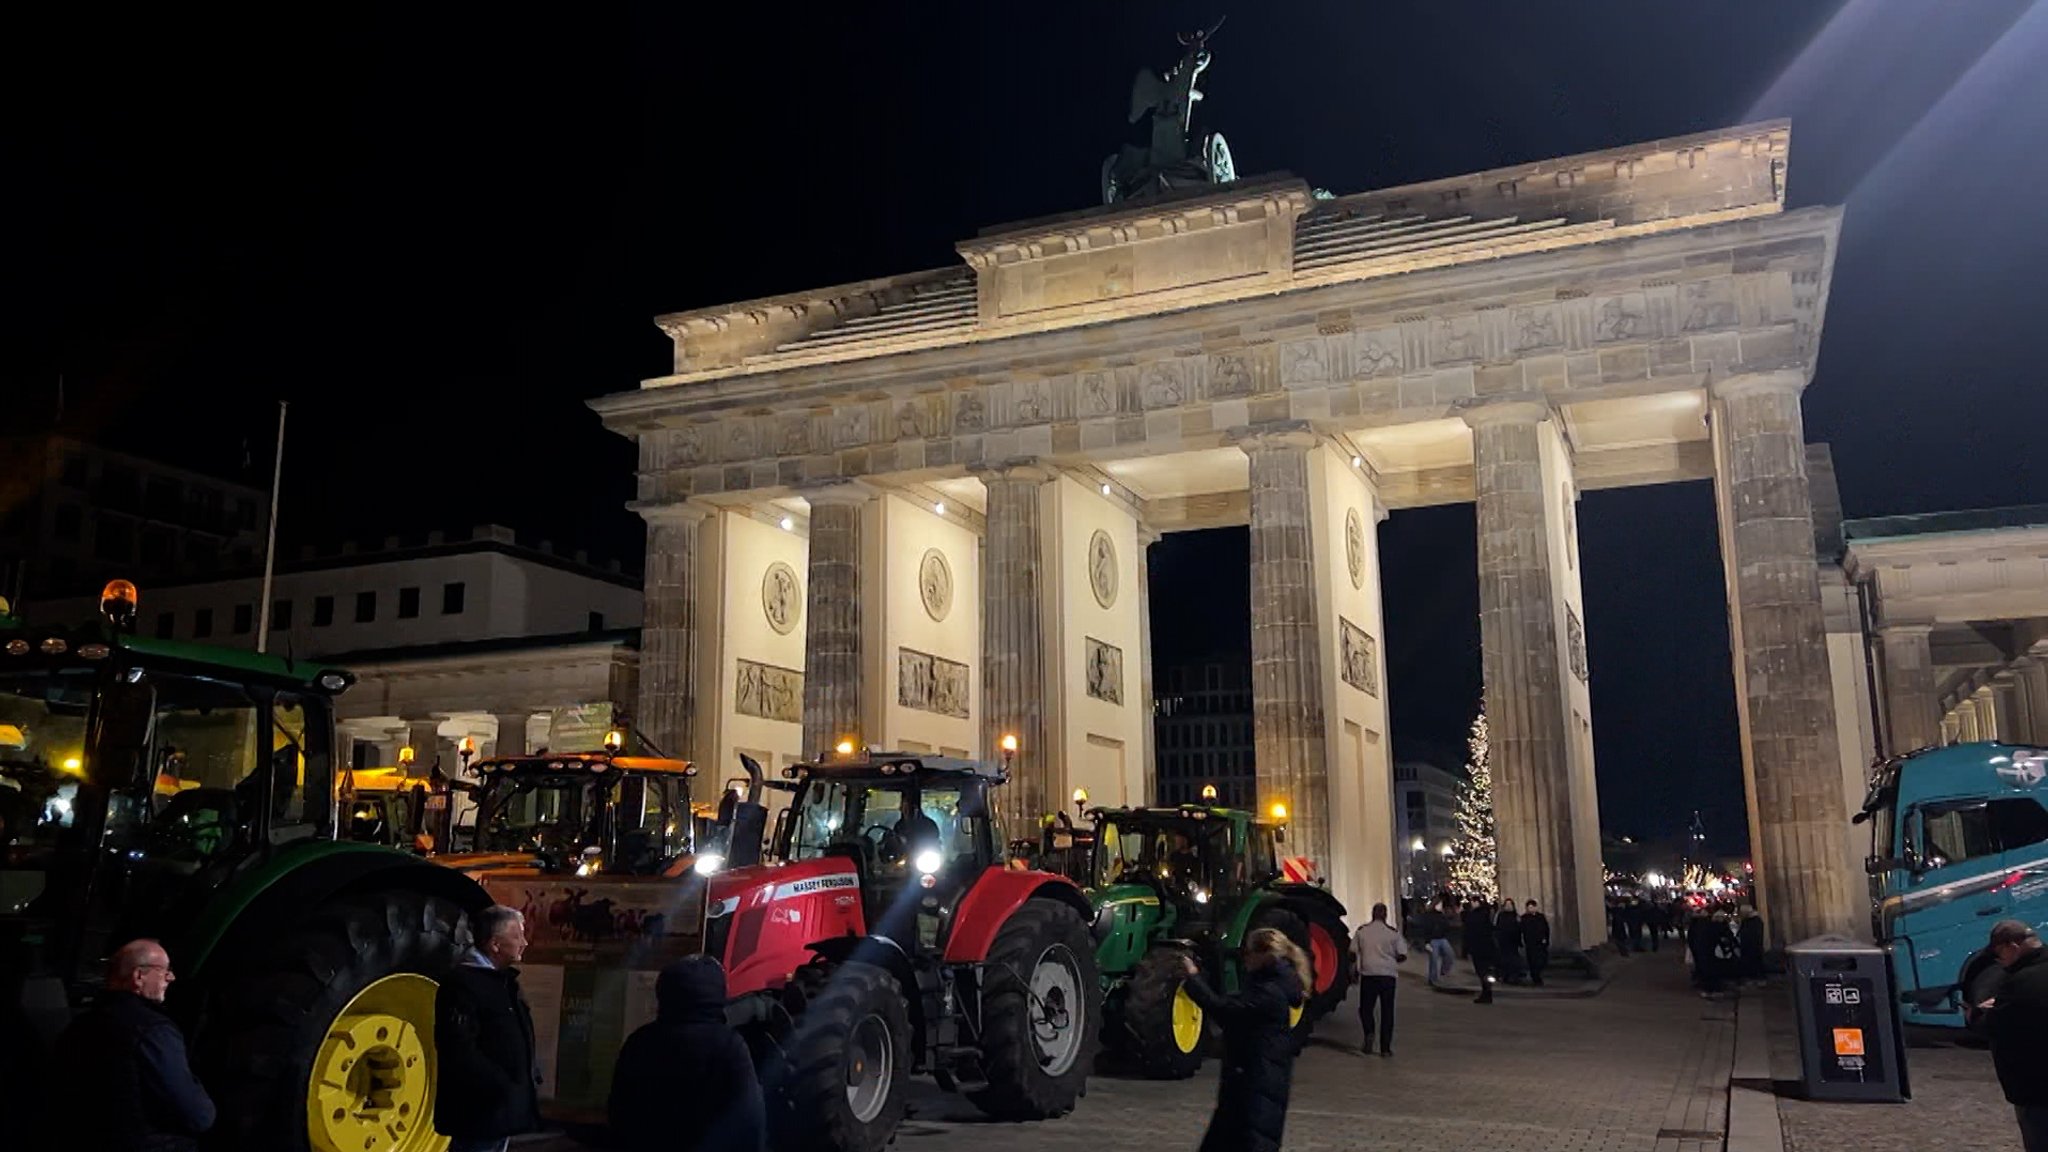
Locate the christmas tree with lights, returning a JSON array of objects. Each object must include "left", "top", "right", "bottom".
[{"left": 1447, "top": 708, "right": 1498, "bottom": 902}]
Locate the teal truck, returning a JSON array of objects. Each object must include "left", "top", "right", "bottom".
[
  {"left": 1, "top": 582, "right": 489, "bottom": 1152},
  {"left": 1856, "top": 741, "right": 2048, "bottom": 1030}
]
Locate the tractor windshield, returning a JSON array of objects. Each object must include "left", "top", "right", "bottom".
[
  {"left": 787, "top": 776, "right": 989, "bottom": 874},
  {"left": 0, "top": 668, "right": 96, "bottom": 882},
  {"left": 1094, "top": 816, "right": 1236, "bottom": 900},
  {"left": 477, "top": 775, "right": 599, "bottom": 860}
]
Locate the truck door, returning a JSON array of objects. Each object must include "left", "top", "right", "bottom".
[
  {"left": 1906, "top": 799, "right": 2002, "bottom": 989},
  {"left": 1988, "top": 796, "right": 2048, "bottom": 933}
]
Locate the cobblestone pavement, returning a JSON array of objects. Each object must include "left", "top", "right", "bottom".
[
  {"left": 1764, "top": 990, "right": 2021, "bottom": 1152},
  {"left": 523, "top": 950, "right": 1736, "bottom": 1152}
]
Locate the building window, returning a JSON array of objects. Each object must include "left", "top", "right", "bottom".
[
  {"left": 355, "top": 591, "right": 376, "bottom": 623},
  {"left": 272, "top": 600, "right": 292, "bottom": 630},
  {"left": 52, "top": 504, "right": 83, "bottom": 542},
  {"left": 588, "top": 611, "right": 605, "bottom": 631},
  {"left": 155, "top": 612, "right": 175, "bottom": 639},
  {"left": 398, "top": 587, "right": 421, "bottom": 619},
  {"left": 233, "top": 603, "right": 254, "bottom": 634},
  {"left": 312, "top": 595, "right": 334, "bottom": 627},
  {"left": 194, "top": 608, "right": 213, "bottom": 638},
  {"left": 60, "top": 453, "right": 88, "bottom": 488},
  {"left": 139, "top": 528, "right": 172, "bottom": 566},
  {"left": 442, "top": 582, "right": 465, "bottom": 615},
  {"left": 145, "top": 477, "right": 183, "bottom": 520}
]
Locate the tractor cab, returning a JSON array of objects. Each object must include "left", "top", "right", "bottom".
[
  {"left": 336, "top": 766, "right": 427, "bottom": 849},
  {"left": 459, "top": 749, "right": 705, "bottom": 876},
  {"left": 769, "top": 746, "right": 1004, "bottom": 948},
  {"left": 0, "top": 582, "right": 355, "bottom": 1019}
]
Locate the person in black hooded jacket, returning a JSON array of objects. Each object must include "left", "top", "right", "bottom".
[
  {"left": 609, "top": 956, "right": 765, "bottom": 1152},
  {"left": 1178, "top": 928, "right": 1308, "bottom": 1152}
]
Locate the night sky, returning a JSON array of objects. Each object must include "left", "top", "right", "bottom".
[{"left": 17, "top": 2, "right": 2048, "bottom": 854}]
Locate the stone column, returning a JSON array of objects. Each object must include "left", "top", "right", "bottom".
[
  {"left": 1464, "top": 401, "right": 1592, "bottom": 947},
  {"left": 494, "top": 712, "right": 530, "bottom": 759},
  {"left": 1940, "top": 713, "right": 1961, "bottom": 746},
  {"left": 1992, "top": 675, "right": 2024, "bottom": 743},
  {"left": 976, "top": 461, "right": 1055, "bottom": 842},
  {"left": 1878, "top": 625, "right": 1941, "bottom": 755},
  {"left": 636, "top": 502, "right": 710, "bottom": 761},
  {"left": 801, "top": 483, "right": 870, "bottom": 758},
  {"left": 404, "top": 719, "right": 443, "bottom": 779},
  {"left": 1710, "top": 372, "right": 1858, "bottom": 944},
  {"left": 1971, "top": 686, "right": 2000, "bottom": 743},
  {"left": 2019, "top": 658, "right": 2048, "bottom": 744},
  {"left": 1137, "top": 523, "right": 1161, "bottom": 805},
  {"left": 1238, "top": 426, "right": 1332, "bottom": 879}
]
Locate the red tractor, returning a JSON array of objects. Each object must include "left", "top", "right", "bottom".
[{"left": 695, "top": 748, "right": 1100, "bottom": 1152}]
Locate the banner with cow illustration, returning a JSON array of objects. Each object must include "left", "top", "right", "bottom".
[{"left": 479, "top": 875, "right": 708, "bottom": 1121}]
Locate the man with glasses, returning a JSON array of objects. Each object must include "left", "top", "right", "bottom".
[
  {"left": 1982, "top": 920, "right": 2048, "bottom": 1151},
  {"left": 56, "top": 938, "right": 216, "bottom": 1150}
]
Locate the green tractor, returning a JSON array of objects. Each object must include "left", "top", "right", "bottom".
[
  {"left": 0, "top": 582, "right": 489, "bottom": 1152},
  {"left": 1042, "top": 803, "right": 1355, "bottom": 1078}
]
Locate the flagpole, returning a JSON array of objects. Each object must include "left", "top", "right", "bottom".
[{"left": 255, "top": 402, "right": 288, "bottom": 654}]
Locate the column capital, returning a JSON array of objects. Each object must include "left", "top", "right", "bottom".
[
  {"left": 968, "top": 457, "right": 1059, "bottom": 484},
  {"left": 1136, "top": 521, "right": 1163, "bottom": 548},
  {"left": 1226, "top": 420, "right": 1318, "bottom": 454},
  {"left": 797, "top": 479, "right": 880, "bottom": 507},
  {"left": 1455, "top": 395, "right": 1553, "bottom": 429},
  {"left": 630, "top": 499, "right": 714, "bottom": 527},
  {"left": 1710, "top": 371, "right": 1807, "bottom": 402},
  {"left": 1877, "top": 621, "right": 1936, "bottom": 640}
]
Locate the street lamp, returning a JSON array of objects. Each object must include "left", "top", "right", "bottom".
[
  {"left": 1200, "top": 783, "right": 1217, "bottom": 802},
  {"left": 1072, "top": 788, "right": 1088, "bottom": 819},
  {"left": 398, "top": 745, "right": 416, "bottom": 770}
]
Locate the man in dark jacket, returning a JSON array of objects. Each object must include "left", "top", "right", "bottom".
[
  {"left": 55, "top": 938, "right": 215, "bottom": 1151},
  {"left": 1521, "top": 900, "right": 1552, "bottom": 987},
  {"left": 1461, "top": 898, "right": 1500, "bottom": 1004},
  {"left": 610, "top": 957, "right": 765, "bottom": 1152},
  {"left": 1984, "top": 920, "right": 2048, "bottom": 1151},
  {"left": 435, "top": 906, "right": 541, "bottom": 1152}
]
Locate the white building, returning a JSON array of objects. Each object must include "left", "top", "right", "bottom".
[
  {"left": 1394, "top": 759, "right": 1461, "bottom": 899},
  {"left": 51, "top": 525, "right": 644, "bottom": 772}
]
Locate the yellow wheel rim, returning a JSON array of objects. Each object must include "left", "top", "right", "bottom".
[
  {"left": 307, "top": 972, "right": 448, "bottom": 1152},
  {"left": 1288, "top": 1000, "right": 1305, "bottom": 1029},
  {"left": 1171, "top": 985, "right": 1204, "bottom": 1054}
]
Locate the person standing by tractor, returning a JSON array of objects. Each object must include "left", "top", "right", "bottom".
[
  {"left": 1179, "top": 929, "right": 1309, "bottom": 1152},
  {"left": 1494, "top": 897, "right": 1526, "bottom": 984},
  {"left": 54, "top": 939, "right": 216, "bottom": 1151},
  {"left": 610, "top": 957, "right": 765, "bottom": 1152},
  {"left": 1351, "top": 902, "right": 1407, "bottom": 1057},
  {"left": 434, "top": 905, "right": 542, "bottom": 1152}
]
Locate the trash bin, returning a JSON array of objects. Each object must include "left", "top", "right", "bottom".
[{"left": 1786, "top": 933, "right": 1910, "bottom": 1102}]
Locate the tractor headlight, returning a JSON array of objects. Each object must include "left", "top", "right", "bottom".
[
  {"left": 914, "top": 848, "right": 943, "bottom": 876},
  {"left": 1192, "top": 886, "right": 1210, "bottom": 905},
  {"left": 694, "top": 853, "right": 726, "bottom": 876}
]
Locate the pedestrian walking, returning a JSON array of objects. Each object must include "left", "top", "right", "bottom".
[
  {"left": 434, "top": 905, "right": 542, "bottom": 1152},
  {"left": 1424, "top": 896, "right": 1458, "bottom": 986},
  {"left": 1461, "top": 897, "right": 1500, "bottom": 1004},
  {"left": 1736, "top": 906, "right": 1765, "bottom": 983},
  {"left": 1351, "top": 903, "right": 1407, "bottom": 1057},
  {"left": 1626, "top": 897, "right": 1649, "bottom": 951},
  {"left": 54, "top": 938, "right": 215, "bottom": 1151},
  {"left": 1521, "top": 900, "right": 1552, "bottom": 987},
  {"left": 1608, "top": 898, "right": 1632, "bottom": 955},
  {"left": 1494, "top": 897, "right": 1525, "bottom": 983},
  {"left": 610, "top": 956, "right": 765, "bottom": 1152},
  {"left": 1180, "top": 928, "right": 1309, "bottom": 1152}
]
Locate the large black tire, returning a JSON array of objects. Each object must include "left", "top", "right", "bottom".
[
  {"left": 774, "top": 960, "right": 911, "bottom": 1152},
  {"left": 197, "top": 888, "right": 468, "bottom": 1152},
  {"left": 1292, "top": 903, "right": 1356, "bottom": 1023},
  {"left": 1120, "top": 944, "right": 1204, "bottom": 1079},
  {"left": 967, "top": 899, "right": 1101, "bottom": 1119}
]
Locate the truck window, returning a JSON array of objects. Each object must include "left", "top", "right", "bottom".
[
  {"left": 1919, "top": 802, "right": 1998, "bottom": 869},
  {"left": 1992, "top": 798, "right": 2048, "bottom": 854}
]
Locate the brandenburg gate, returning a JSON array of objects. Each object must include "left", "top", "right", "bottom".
[{"left": 593, "top": 120, "right": 1860, "bottom": 950}]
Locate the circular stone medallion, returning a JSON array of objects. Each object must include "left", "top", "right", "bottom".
[
  {"left": 919, "top": 548, "right": 953, "bottom": 622},
  {"left": 1088, "top": 530, "right": 1118, "bottom": 609},
  {"left": 1345, "top": 508, "right": 1366, "bottom": 590},
  {"left": 762, "top": 561, "right": 801, "bottom": 635}
]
